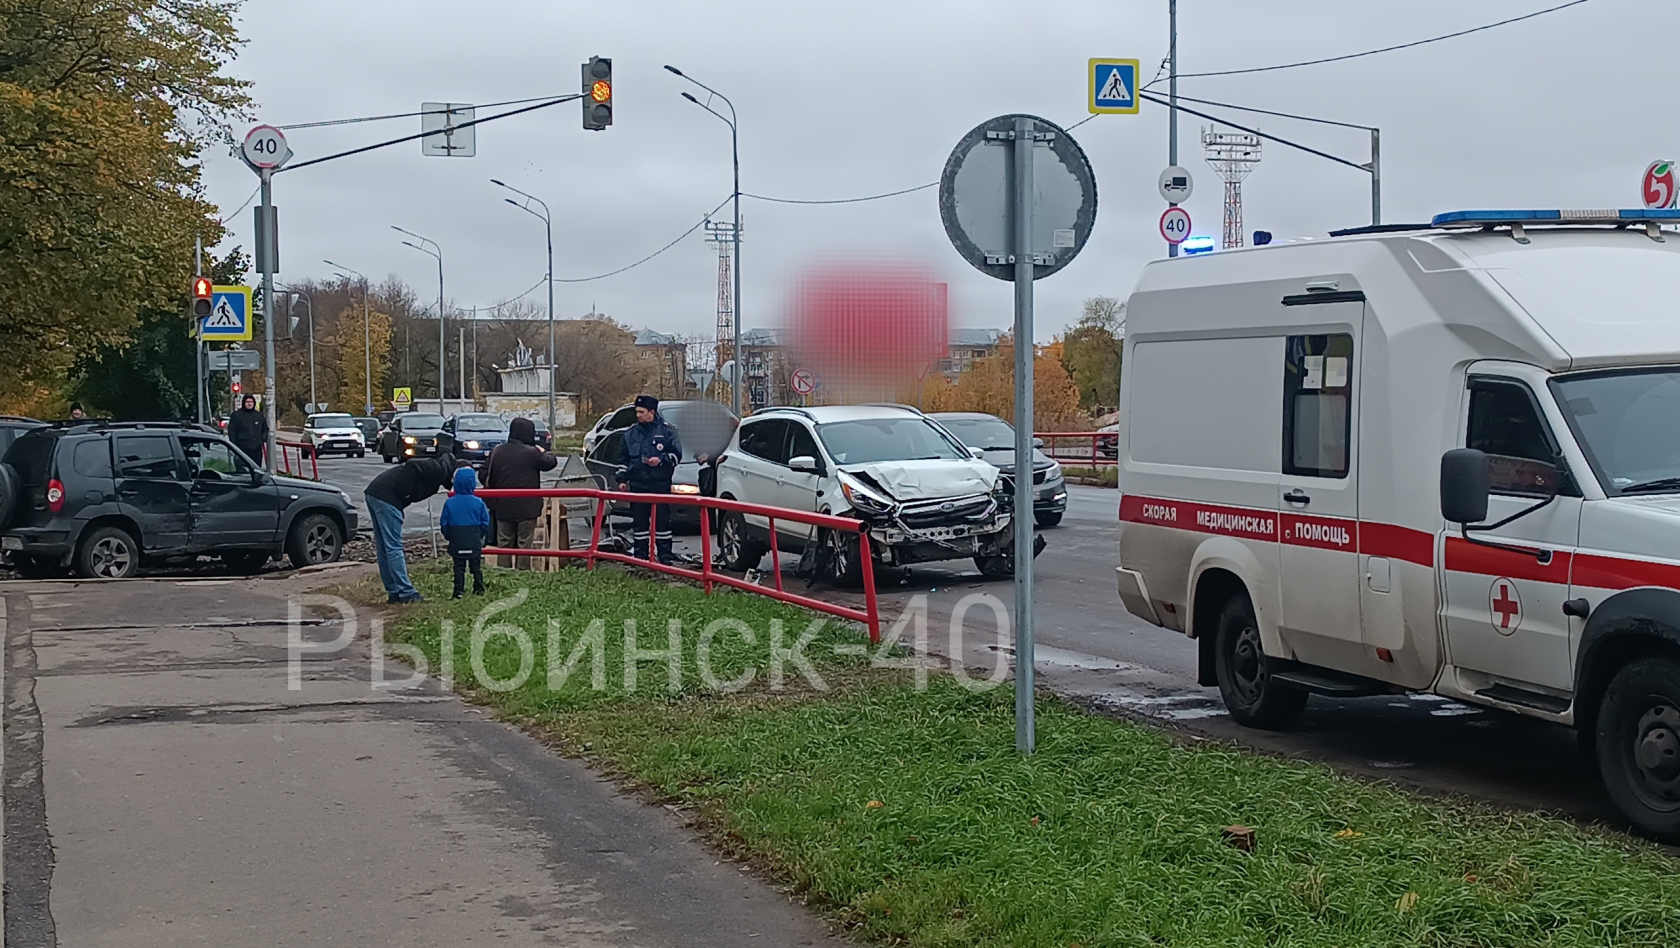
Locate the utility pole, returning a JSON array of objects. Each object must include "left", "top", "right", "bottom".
[
  {"left": 259, "top": 168, "right": 278, "bottom": 470},
  {"left": 458, "top": 325, "right": 466, "bottom": 414},
  {"left": 1167, "top": 0, "right": 1180, "bottom": 259},
  {"left": 194, "top": 236, "right": 206, "bottom": 424},
  {"left": 1370, "top": 129, "right": 1382, "bottom": 225}
]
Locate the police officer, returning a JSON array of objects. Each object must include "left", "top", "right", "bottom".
[{"left": 616, "top": 394, "right": 682, "bottom": 564}]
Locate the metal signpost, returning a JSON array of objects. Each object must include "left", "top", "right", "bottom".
[
  {"left": 940, "top": 113, "right": 1097, "bottom": 753},
  {"left": 241, "top": 125, "right": 292, "bottom": 470}
]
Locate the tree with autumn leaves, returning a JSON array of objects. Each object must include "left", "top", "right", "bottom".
[{"left": 0, "top": 0, "right": 250, "bottom": 414}]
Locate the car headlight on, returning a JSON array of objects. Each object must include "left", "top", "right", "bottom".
[
  {"left": 838, "top": 473, "right": 896, "bottom": 516},
  {"left": 402, "top": 436, "right": 417, "bottom": 444},
  {"left": 671, "top": 483, "right": 702, "bottom": 494},
  {"left": 463, "top": 440, "right": 480, "bottom": 450}
]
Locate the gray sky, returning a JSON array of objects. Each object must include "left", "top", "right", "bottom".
[{"left": 204, "top": 0, "right": 1664, "bottom": 343}]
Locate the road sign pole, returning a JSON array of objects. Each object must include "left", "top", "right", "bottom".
[
  {"left": 194, "top": 236, "right": 206, "bottom": 424},
  {"left": 1168, "top": 0, "right": 1180, "bottom": 258},
  {"left": 1011, "top": 114, "right": 1036, "bottom": 755},
  {"left": 1370, "top": 128, "right": 1382, "bottom": 226},
  {"left": 260, "top": 168, "right": 278, "bottom": 471}
]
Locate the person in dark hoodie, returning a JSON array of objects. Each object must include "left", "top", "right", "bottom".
[
  {"left": 227, "top": 394, "right": 268, "bottom": 465},
  {"left": 483, "top": 416, "right": 558, "bottom": 569},
  {"left": 615, "top": 394, "right": 682, "bottom": 564},
  {"left": 440, "top": 466, "right": 492, "bottom": 599},
  {"left": 363, "top": 434, "right": 456, "bottom": 603}
]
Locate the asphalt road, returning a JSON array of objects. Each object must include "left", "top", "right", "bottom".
[{"left": 313, "top": 455, "right": 1621, "bottom": 833}]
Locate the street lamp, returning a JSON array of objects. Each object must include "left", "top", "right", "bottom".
[
  {"left": 491, "top": 179, "right": 556, "bottom": 433},
  {"left": 324, "top": 260, "right": 373, "bottom": 415},
  {"left": 392, "top": 226, "right": 445, "bottom": 413},
  {"left": 665, "top": 64, "right": 742, "bottom": 417}
]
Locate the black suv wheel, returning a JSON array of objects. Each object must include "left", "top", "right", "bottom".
[
  {"left": 286, "top": 513, "right": 342, "bottom": 568},
  {"left": 1597, "top": 658, "right": 1680, "bottom": 842},
  {"left": 76, "top": 526, "right": 139, "bottom": 579},
  {"left": 1214, "top": 592, "right": 1308, "bottom": 729}
]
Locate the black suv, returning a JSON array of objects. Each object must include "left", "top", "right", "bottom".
[{"left": 0, "top": 422, "right": 357, "bottom": 578}]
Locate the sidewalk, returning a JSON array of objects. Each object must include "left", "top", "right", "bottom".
[{"left": 2, "top": 568, "right": 843, "bottom": 947}]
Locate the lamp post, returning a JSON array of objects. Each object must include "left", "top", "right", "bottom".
[
  {"left": 325, "top": 259, "right": 373, "bottom": 415},
  {"left": 393, "top": 227, "right": 444, "bottom": 413},
  {"left": 665, "top": 64, "right": 742, "bottom": 417},
  {"left": 491, "top": 179, "right": 556, "bottom": 432}
]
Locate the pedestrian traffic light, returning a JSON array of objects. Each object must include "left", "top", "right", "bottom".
[
  {"left": 582, "top": 56, "right": 612, "bottom": 130},
  {"left": 231, "top": 380, "right": 242, "bottom": 394},
  {"left": 192, "top": 276, "right": 214, "bottom": 319}
]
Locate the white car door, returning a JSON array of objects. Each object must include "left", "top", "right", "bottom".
[
  {"left": 730, "top": 419, "right": 788, "bottom": 534},
  {"left": 776, "top": 421, "right": 826, "bottom": 548}
]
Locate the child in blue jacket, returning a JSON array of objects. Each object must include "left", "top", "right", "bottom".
[{"left": 440, "top": 466, "right": 492, "bottom": 598}]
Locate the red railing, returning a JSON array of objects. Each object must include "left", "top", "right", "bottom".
[
  {"left": 1034, "top": 431, "right": 1118, "bottom": 467},
  {"left": 473, "top": 488, "right": 882, "bottom": 644},
  {"left": 275, "top": 440, "right": 319, "bottom": 480}
]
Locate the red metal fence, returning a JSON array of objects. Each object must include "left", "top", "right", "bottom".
[
  {"left": 275, "top": 440, "right": 319, "bottom": 480},
  {"left": 1034, "top": 431, "right": 1118, "bottom": 467},
  {"left": 473, "top": 487, "right": 881, "bottom": 644}
]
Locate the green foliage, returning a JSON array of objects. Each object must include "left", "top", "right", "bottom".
[
  {"left": 1061, "top": 296, "right": 1124, "bottom": 412},
  {"left": 72, "top": 249, "right": 248, "bottom": 420},
  {"left": 0, "top": 0, "right": 251, "bottom": 411}
]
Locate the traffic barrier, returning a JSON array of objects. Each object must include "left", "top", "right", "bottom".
[
  {"left": 275, "top": 439, "right": 319, "bottom": 480},
  {"left": 1034, "top": 430, "right": 1118, "bottom": 467},
  {"left": 473, "top": 487, "right": 881, "bottom": 644}
]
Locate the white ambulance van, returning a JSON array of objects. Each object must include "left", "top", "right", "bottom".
[{"left": 1115, "top": 209, "right": 1680, "bottom": 839}]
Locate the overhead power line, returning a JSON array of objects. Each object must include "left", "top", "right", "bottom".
[
  {"left": 1165, "top": 93, "right": 1374, "bottom": 131},
  {"left": 552, "top": 194, "right": 733, "bottom": 283},
  {"left": 1138, "top": 92, "right": 1366, "bottom": 171},
  {"left": 278, "top": 95, "right": 579, "bottom": 173},
  {"left": 743, "top": 181, "right": 937, "bottom": 204},
  {"left": 1149, "top": 0, "right": 1594, "bottom": 83},
  {"left": 278, "top": 94, "right": 573, "bottom": 130}
]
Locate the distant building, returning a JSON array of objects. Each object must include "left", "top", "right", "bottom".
[
  {"left": 739, "top": 328, "right": 788, "bottom": 411},
  {"left": 942, "top": 328, "right": 1004, "bottom": 376},
  {"left": 633, "top": 329, "right": 690, "bottom": 399}
]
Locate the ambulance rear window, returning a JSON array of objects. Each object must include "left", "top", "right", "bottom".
[{"left": 1283, "top": 334, "right": 1353, "bottom": 478}]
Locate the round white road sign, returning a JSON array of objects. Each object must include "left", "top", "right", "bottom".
[
  {"left": 1158, "top": 165, "right": 1193, "bottom": 203},
  {"left": 790, "top": 368, "right": 817, "bottom": 396},
  {"left": 242, "top": 125, "right": 291, "bottom": 170},
  {"left": 1159, "top": 206, "right": 1192, "bottom": 245}
]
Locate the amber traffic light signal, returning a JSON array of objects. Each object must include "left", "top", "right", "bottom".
[{"left": 582, "top": 56, "right": 612, "bottom": 130}]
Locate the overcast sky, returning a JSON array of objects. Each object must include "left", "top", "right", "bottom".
[{"left": 203, "top": 0, "right": 1665, "bottom": 343}]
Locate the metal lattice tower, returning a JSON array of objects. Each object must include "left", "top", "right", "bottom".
[
  {"left": 704, "top": 219, "right": 739, "bottom": 375},
  {"left": 1202, "top": 126, "right": 1262, "bottom": 249}
]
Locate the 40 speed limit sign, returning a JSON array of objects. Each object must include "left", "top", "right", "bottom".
[{"left": 1159, "top": 206, "right": 1191, "bottom": 245}]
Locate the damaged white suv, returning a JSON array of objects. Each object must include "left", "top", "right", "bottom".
[{"left": 713, "top": 404, "right": 1040, "bottom": 583}]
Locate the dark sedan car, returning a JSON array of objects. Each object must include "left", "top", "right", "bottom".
[
  {"left": 584, "top": 400, "right": 738, "bottom": 529},
  {"left": 929, "top": 412, "right": 1068, "bottom": 527},
  {"left": 351, "top": 416, "right": 381, "bottom": 446},
  {"left": 443, "top": 413, "right": 508, "bottom": 468},
  {"left": 377, "top": 412, "right": 446, "bottom": 462}
]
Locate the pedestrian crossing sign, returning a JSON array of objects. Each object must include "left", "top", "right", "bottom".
[
  {"left": 1089, "top": 58, "right": 1140, "bottom": 114},
  {"left": 201, "top": 285, "right": 253, "bottom": 341}
]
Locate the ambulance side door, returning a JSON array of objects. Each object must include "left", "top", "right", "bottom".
[{"left": 1441, "top": 375, "right": 1581, "bottom": 693}]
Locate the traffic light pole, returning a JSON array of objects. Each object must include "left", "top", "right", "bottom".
[
  {"left": 194, "top": 236, "right": 206, "bottom": 424},
  {"left": 260, "top": 168, "right": 278, "bottom": 471}
]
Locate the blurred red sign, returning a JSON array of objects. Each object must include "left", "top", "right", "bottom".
[{"left": 789, "top": 263, "right": 948, "bottom": 398}]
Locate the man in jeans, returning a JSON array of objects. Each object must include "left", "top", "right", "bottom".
[
  {"left": 363, "top": 435, "right": 456, "bottom": 603},
  {"left": 483, "top": 416, "right": 558, "bottom": 568}
]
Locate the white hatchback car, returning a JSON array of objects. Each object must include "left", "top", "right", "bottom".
[
  {"left": 713, "top": 404, "right": 1035, "bottom": 583},
  {"left": 302, "top": 412, "right": 366, "bottom": 458}
]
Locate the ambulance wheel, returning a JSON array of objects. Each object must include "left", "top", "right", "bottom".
[
  {"left": 1596, "top": 658, "right": 1680, "bottom": 842},
  {"left": 1214, "top": 593, "right": 1307, "bottom": 729}
]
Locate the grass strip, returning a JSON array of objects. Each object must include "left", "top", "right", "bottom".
[{"left": 385, "top": 566, "right": 1680, "bottom": 948}]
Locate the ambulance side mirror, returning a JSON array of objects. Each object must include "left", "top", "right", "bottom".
[{"left": 1440, "top": 448, "right": 1490, "bottom": 525}]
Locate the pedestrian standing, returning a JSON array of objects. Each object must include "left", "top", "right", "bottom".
[
  {"left": 227, "top": 394, "right": 268, "bottom": 465},
  {"left": 483, "top": 416, "right": 558, "bottom": 569},
  {"left": 616, "top": 394, "right": 682, "bottom": 564},
  {"left": 440, "top": 466, "right": 491, "bottom": 599},
  {"left": 363, "top": 435, "right": 457, "bottom": 603}
]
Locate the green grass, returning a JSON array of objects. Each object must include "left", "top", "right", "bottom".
[
  {"left": 385, "top": 566, "right": 1680, "bottom": 948},
  {"left": 549, "top": 429, "right": 586, "bottom": 455}
]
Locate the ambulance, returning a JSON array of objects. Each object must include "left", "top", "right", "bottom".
[{"left": 1115, "top": 209, "right": 1680, "bottom": 840}]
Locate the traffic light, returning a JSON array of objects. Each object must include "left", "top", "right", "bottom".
[
  {"left": 192, "top": 276, "right": 213, "bottom": 319},
  {"left": 582, "top": 56, "right": 612, "bottom": 130},
  {"left": 231, "top": 380, "right": 242, "bottom": 395}
]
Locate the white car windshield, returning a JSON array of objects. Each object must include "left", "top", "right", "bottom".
[
  {"left": 817, "top": 418, "right": 969, "bottom": 465},
  {"left": 310, "top": 414, "right": 353, "bottom": 427},
  {"left": 1555, "top": 368, "right": 1680, "bottom": 494}
]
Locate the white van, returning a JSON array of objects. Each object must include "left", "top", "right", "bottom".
[{"left": 1115, "top": 209, "right": 1680, "bottom": 840}]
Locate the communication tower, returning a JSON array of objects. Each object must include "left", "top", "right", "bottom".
[
  {"left": 1202, "top": 126, "right": 1262, "bottom": 249},
  {"left": 704, "top": 219, "right": 739, "bottom": 376}
]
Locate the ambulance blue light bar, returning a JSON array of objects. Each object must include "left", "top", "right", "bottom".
[
  {"left": 1181, "top": 235, "right": 1217, "bottom": 255},
  {"left": 1431, "top": 208, "right": 1680, "bottom": 227}
]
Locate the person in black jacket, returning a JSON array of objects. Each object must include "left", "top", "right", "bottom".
[
  {"left": 364, "top": 435, "right": 456, "bottom": 603},
  {"left": 483, "top": 416, "right": 558, "bottom": 569},
  {"left": 615, "top": 394, "right": 682, "bottom": 564},
  {"left": 227, "top": 394, "right": 268, "bottom": 465}
]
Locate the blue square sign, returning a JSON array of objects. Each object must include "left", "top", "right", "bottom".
[
  {"left": 202, "top": 285, "right": 252, "bottom": 341},
  {"left": 1089, "top": 59, "right": 1140, "bottom": 114}
]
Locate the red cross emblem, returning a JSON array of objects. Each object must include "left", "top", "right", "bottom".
[{"left": 1488, "top": 579, "right": 1522, "bottom": 635}]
